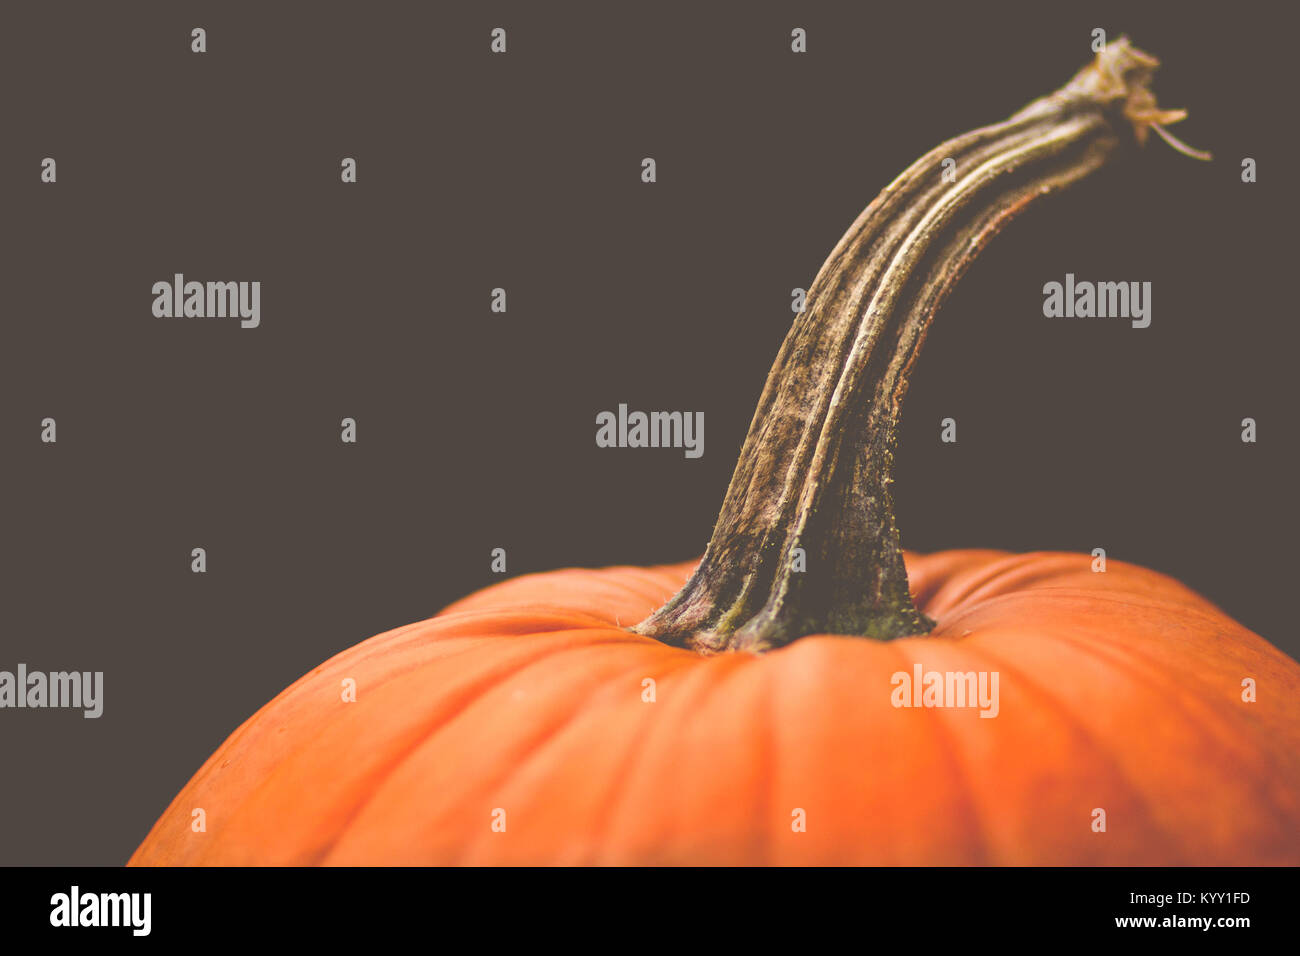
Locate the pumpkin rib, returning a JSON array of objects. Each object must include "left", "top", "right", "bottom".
[
  {"left": 903, "top": 549, "right": 1008, "bottom": 609},
  {"left": 1033, "top": 620, "right": 1264, "bottom": 741},
  {"left": 568, "top": 651, "right": 706, "bottom": 865},
  {"left": 959, "top": 640, "right": 1187, "bottom": 864},
  {"left": 1064, "top": 635, "right": 1251, "bottom": 730},
  {"left": 923, "top": 554, "right": 1223, "bottom": 624},
  {"left": 934, "top": 587, "right": 1239, "bottom": 641},
  {"left": 757, "top": 653, "right": 779, "bottom": 867},
  {"left": 887, "top": 640, "right": 991, "bottom": 865},
  {"left": 696, "top": 646, "right": 777, "bottom": 866},
  {"left": 439, "top": 564, "right": 698, "bottom": 623},
  {"left": 173, "top": 615, "right": 448, "bottom": 806},
  {"left": 956, "top": 590, "right": 1283, "bottom": 702},
  {"left": 432, "top": 607, "right": 635, "bottom": 637},
  {"left": 441, "top": 637, "right": 700, "bottom": 866},
  {"left": 319, "top": 631, "right": 674, "bottom": 865},
  {"left": 241, "top": 628, "right": 642, "bottom": 865},
  {"left": 129, "top": 616, "right": 438, "bottom": 863},
  {"left": 929, "top": 551, "right": 1065, "bottom": 612},
  {"left": 681, "top": 648, "right": 791, "bottom": 865},
  {"left": 444, "top": 658, "right": 619, "bottom": 867},
  {"left": 592, "top": 645, "right": 756, "bottom": 863},
  {"left": 1020, "top": 621, "right": 1300, "bottom": 834},
  {"left": 975, "top": 618, "right": 1298, "bottom": 863},
  {"left": 913, "top": 562, "right": 1287, "bottom": 862},
  {"left": 198, "top": 616, "right": 539, "bottom": 793},
  {"left": 265, "top": 634, "right": 599, "bottom": 864},
  {"left": 439, "top": 603, "right": 619, "bottom": 628},
  {"left": 229, "top": 623, "right": 587, "bottom": 780},
  {"left": 628, "top": 648, "right": 771, "bottom": 865}
]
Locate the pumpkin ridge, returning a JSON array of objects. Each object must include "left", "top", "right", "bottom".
[
  {"left": 447, "top": 640, "right": 708, "bottom": 866},
  {"left": 318, "top": 632, "right": 676, "bottom": 865},
  {"left": 681, "top": 646, "right": 778, "bottom": 865},
  {"left": 903, "top": 549, "right": 1012, "bottom": 609},
  {"left": 887, "top": 640, "right": 991, "bottom": 865},
  {"left": 431, "top": 606, "right": 643, "bottom": 636},
  {"left": 923, "top": 552, "right": 1064, "bottom": 615},
  {"left": 185, "top": 615, "right": 450, "bottom": 778},
  {"left": 924, "top": 552, "right": 1207, "bottom": 618},
  {"left": 931, "top": 590, "right": 1300, "bottom": 844},
  {"left": 202, "top": 626, "right": 593, "bottom": 818},
  {"left": 945, "top": 592, "right": 1281, "bottom": 718},
  {"left": 446, "top": 675, "right": 622, "bottom": 866},
  {"left": 438, "top": 563, "right": 698, "bottom": 621},
  {"left": 956, "top": 642, "right": 1184, "bottom": 864},
  {"left": 129, "top": 617, "right": 457, "bottom": 863},
  {"left": 567, "top": 652, "right": 707, "bottom": 865},
  {"left": 592, "top": 646, "right": 756, "bottom": 863},
  {"left": 757, "top": 655, "right": 778, "bottom": 867},
  {"left": 1020, "top": 624, "right": 1300, "bottom": 836},
  {"left": 933, "top": 588, "right": 1242, "bottom": 639},
  {"left": 267, "top": 636, "right": 606, "bottom": 864},
  {"left": 231, "top": 629, "right": 635, "bottom": 865}
]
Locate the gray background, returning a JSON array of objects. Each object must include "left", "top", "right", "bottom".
[{"left": 2, "top": 1, "right": 1295, "bottom": 865}]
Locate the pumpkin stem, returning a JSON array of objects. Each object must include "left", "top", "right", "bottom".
[{"left": 635, "top": 38, "right": 1195, "bottom": 654}]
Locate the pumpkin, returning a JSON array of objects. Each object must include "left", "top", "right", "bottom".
[
  {"left": 129, "top": 550, "right": 1300, "bottom": 865},
  {"left": 130, "top": 40, "right": 1300, "bottom": 866}
]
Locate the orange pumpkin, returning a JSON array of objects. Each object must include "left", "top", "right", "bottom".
[
  {"left": 129, "top": 550, "right": 1300, "bottom": 865},
  {"left": 130, "top": 41, "right": 1300, "bottom": 866}
]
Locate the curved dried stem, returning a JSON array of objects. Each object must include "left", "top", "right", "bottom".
[{"left": 636, "top": 39, "right": 1198, "bottom": 654}]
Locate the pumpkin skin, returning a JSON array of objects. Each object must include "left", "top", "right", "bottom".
[{"left": 129, "top": 550, "right": 1300, "bottom": 866}]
